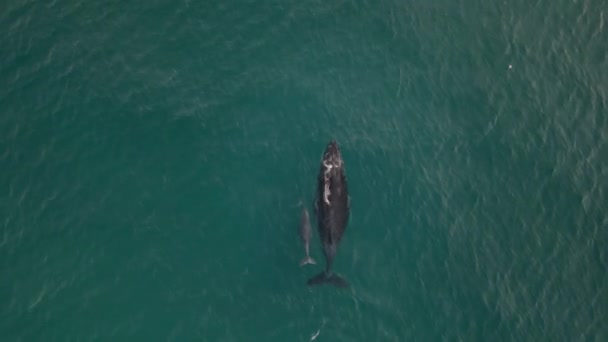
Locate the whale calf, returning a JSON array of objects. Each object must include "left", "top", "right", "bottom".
[
  {"left": 299, "top": 204, "right": 316, "bottom": 266},
  {"left": 308, "top": 139, "right": 350, "bottom": 288}
]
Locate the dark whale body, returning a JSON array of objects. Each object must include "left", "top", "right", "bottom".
[{"left": 308, "top": 140, "right": 350, "bottom": 288}]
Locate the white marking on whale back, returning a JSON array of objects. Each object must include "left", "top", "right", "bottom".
[
  {"left": 322, "top": 161, "right": 332, "bottom": 205},
  {"left": 321, "top": 155, "right": 344, "bottom": 206}
]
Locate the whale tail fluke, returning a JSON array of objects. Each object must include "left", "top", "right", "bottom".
[
  {"left": 299, "top": 256, "right": 316, "bottom": 266},
  {"left": 307, "top": 271, "right": 348, "bottom": 288}
]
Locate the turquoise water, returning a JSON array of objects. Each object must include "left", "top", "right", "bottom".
[{"left": 1, "top": 0, "right": 607, "bottom": 340}]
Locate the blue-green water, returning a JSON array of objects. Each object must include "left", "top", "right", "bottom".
[{"left": 1, "top": 0, "right": 607, "bottom": 340}]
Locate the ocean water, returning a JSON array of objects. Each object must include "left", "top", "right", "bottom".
[{"left": 1, "top": 0, "right": 607, "bottom": 340}]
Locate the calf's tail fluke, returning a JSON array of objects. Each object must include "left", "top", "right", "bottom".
[
  {"left": 299, "top": 256, "right": 316, "bottom": 266},
  {"left": 307, "top": 271, "right": 348, "bottom": 288}
]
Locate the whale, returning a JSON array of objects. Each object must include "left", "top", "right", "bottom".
[
  {"left": 307, "top": 140, "right": 350, "bottom": 288},
  {"left": 299, "top": 204, "right": 316, "bottom": 266}
]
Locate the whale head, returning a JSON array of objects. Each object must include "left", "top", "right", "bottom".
[{"left": 322, "top": 140, "right": 343, "bottom": 170}]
